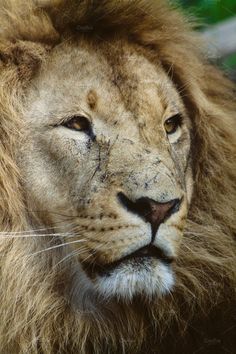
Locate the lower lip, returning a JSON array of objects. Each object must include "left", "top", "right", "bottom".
[{"left": 83, "top": 254, "right": 173, "bottom": 277}]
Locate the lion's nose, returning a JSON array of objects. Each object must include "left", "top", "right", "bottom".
[{"left": 117, "top": 192, "right": 181, "bottom": 239}]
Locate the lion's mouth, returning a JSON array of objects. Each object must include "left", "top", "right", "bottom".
[{"left": 83, "top": 245, "right": 174, "bottom": 277}]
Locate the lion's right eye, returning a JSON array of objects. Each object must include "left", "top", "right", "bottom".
[
  {"left": 164, "top": 114, "right": 182, "bottom": 135},
  {"left": 63, "top": 116, "right": 91, "bottom": 132}
]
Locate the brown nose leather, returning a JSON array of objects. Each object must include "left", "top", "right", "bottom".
[
  {"left": 117, "top": 193, "right": 181, "bottom": 240},
  {"left": 143, "top": 198, "right": 176, "bottom": 225}
]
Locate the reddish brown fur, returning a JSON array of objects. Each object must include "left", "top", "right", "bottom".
[{"left": 0, "top": 1, "right": 235, "bottom": 353}]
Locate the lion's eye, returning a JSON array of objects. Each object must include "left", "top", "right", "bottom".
[
  {"left": 63, "top": 116, "right": 91, "bottom": 132},
  {"left": 164, "top": 114, "right": 182, "bottom": 135}
]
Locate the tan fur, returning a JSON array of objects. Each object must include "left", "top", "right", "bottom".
[{"left": 0, "top": 1, "right": 236, "bottom": 353}]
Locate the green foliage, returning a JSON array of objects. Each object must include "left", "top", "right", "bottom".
[
  {"left": 179, "top": 0, "right": 236, "bottom": 24},
  {"left": 178, "top": 0, "right": 236, "bottom": 73}
]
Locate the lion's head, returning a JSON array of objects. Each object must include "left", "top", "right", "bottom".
[
  {"left": 21, "top": 38, "right": 193, "bottom": 299},
  {"left": 0, "top": 1, "right": 235, "bottom": 353}
]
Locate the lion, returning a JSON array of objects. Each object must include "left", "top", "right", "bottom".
[{"left": 0, "top": 0, "right": 235, "bottom": 353}]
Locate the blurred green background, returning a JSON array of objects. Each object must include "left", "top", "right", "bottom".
[
  {"left": 179, "top": 0, "right": 236, "bottom": 24},
  {"left": 178, "top": 0, "right": 236, "bottom": 79}
]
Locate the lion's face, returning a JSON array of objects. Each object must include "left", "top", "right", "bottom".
[{"left": 20, "top": 40, "right": 193, "bottom": 300}]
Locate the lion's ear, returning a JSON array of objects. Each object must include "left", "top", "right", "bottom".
[{"left": 0, "top": 40, "right": 48, "bottom": 82}]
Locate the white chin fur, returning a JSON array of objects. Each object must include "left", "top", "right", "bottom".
[{"left": 94, "top": 261, "right": 174, "bottom": 300}]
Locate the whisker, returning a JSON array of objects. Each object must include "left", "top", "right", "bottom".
[
  {"left": 53, "top": 247, "right": 89, "bottom": 269},
  {"left": 54, "top": 250, "right": 81, "bottom": 268},
  {"left": 79, "top": 241, "right": 110, "bottom": 265},
  {"left": 27, "top": 210, "right": 77, "bottom": 219},
  {"left": 0, "top": 233, "right": 72, "bottom": 238},
  {"left": 184, "top": 232, "right": 206, "bottom": 236},
  {"left": 28, "top": 239, "right": 86, "bottom": 257},
  {"left": 0, "top": 222, "right": 76, "bottom": 235},
  {"left": 52, "top": 239, "right": 111, "bottom": 270}
]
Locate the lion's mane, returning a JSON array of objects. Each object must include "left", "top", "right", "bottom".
[{"left": 0, "top": 1, "right": 235, "bottom": 353}]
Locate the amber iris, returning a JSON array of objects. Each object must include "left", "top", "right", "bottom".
[{"left": 164, "top": 114, "right": 182, "bottom": 135}]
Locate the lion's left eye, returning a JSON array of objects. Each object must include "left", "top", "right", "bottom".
[
  {"left": 63, "top": 116, "right": 91, "bottom": 132},
  {"left": 164, "top": 114, "right": 182, "bottom": 135}
]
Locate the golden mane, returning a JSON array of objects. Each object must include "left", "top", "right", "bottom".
[{"left": 0, "top": 0, "right": 236, "bottom": 353}]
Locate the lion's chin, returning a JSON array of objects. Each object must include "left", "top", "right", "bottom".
[{"left": 92, "top": 259, "right": 175, "bottom": 300}]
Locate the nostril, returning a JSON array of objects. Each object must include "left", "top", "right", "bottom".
[
  {"left": 117, "top": 192, "right": 182, "bottom": 235},
  {"left": 135, "top": 197, "right": 153, "bottom": 217},
  {"left": 168, "top": 198, "right": 182, "bottom": 217},
  {"left": 117, "top": 192, "right": 153, "bottom": 217},
  {"left": 117, "top": 192, "right": 142, "bottom": 215}
]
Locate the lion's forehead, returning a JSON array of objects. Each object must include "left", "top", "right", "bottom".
[{"left": 27, "top": 41, "right": 183, "bottom": 137}]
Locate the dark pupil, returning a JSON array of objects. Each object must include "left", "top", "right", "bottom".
[{"left": 168, "top": 118, "right": 176, "bottom": 126}]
